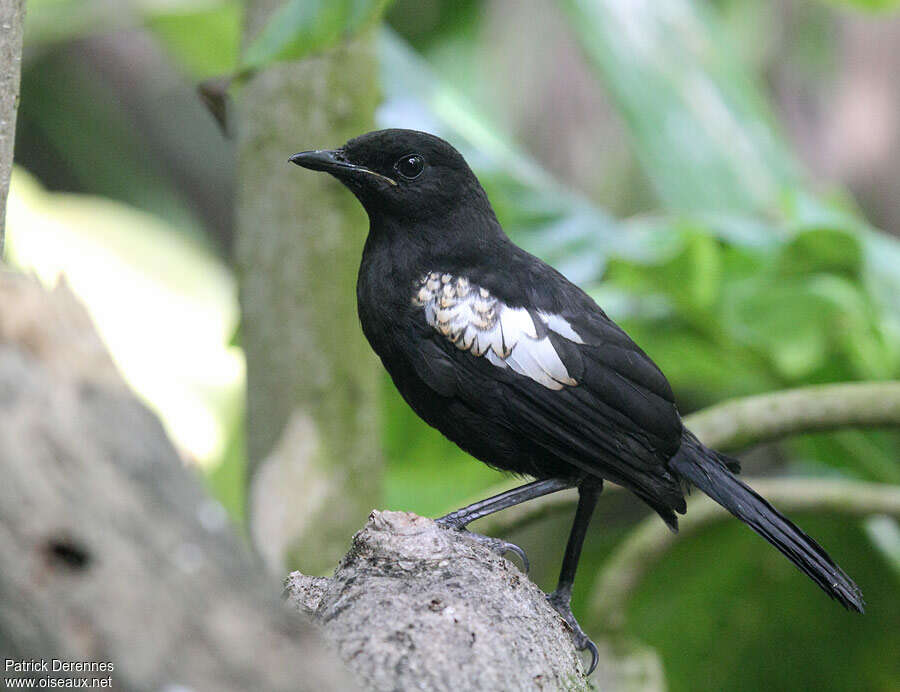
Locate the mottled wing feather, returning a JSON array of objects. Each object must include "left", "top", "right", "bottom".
[{"left": 412, "top": 272, "right": 580, "bottom": 390}]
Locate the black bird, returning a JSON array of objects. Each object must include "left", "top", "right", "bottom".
[{"left": 290, "top": 129, "right": 863, "bottom": 674}]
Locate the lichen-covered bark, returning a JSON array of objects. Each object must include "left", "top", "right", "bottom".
[
  {"left": 0, "top": 271, "right": 353, "bottom": 691},
  {"left": 285, "top": 510, "right": 591, "bottom": 691},
  {"left": 236, "top": 2, "right": 382, "bottom": 574},
  {"left": 0, "top": 0, "right": 25, "bottom": 254}
]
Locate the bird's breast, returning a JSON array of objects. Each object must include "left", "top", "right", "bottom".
[{"left": 355, "top": 251, "right": 418, "bottom": 358}]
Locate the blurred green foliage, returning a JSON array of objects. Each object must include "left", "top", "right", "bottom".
[
  {"left": 9, "top": 0, "right": 900, "bottom": 690},
  {"left": 605, "top": 224, "right": 899, "bottom": 396}
]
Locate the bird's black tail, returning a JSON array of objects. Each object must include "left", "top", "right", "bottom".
[{"left": 670, "top": 431, "right": 864, "bottom": 613}]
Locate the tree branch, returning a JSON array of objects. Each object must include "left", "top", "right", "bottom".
[
  {"left": 588, "top": 478, "right": 900, "bottom": 629},
  {"left": 284, "top": 510, "right": 594, "bottom": 691},
  {"left": 683, "top": 381, "right": 900, "bottom": 451},
  {"left": 0, "top": 0, "right": 25, "bottom": 255}
]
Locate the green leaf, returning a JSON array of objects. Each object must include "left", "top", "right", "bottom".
[
  {"left": 241, "top": 0, "right": 392, "bottom": 72},
  {"left": 806, "top": 275, "right": 900, "bottom": 380},
  {"left": 25, "top": 0, "right": 240, "bottom": 47},
  {"left": 146, "top": 3, "right": 242, "bottom": 79},
  {"left": 558, "top": 0, "right": 800, "bottom": 214},
  {"left": 724, "top": 279, "right": 837, "bottom": 379},
  {"left": 606, "top": 227, "right": 723, "bottom": 314},
  {"left": 777, "top": 228, "right": 863, "bottom": 279},
  {"left": 789, "top": 430, "right": 900, "bottom": 483},
  {"left": 612, "top": 319, "right": 777, "bottom": 402}
]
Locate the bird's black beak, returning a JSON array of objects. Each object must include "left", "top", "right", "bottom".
[
  {"left": 289, "top": 149, "right": 345, "bottom": 172},
  {"left": 289, "top": 149, "right": 397, "bottom": 186}
]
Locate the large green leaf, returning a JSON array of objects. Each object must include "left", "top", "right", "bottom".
[
  {"left": 559, "top": 0, "right": 800, "bottom": 214},
  {"left": 776, "top": 228, "right": 863, "bottom": 279},
  {"left": 240, "top": 0, "right": 393, "bottom": 72}
]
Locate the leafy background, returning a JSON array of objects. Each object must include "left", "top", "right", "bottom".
[{"left": 7, "top": 0, "right": 900, "bottom": 689}]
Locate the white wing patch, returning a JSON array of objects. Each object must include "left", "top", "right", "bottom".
[{"left": 412, "top": 272, "right": 584, "bottom": 390}]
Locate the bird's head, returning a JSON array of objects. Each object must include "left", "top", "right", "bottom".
[{"left": 290, "top": 129, "right": 492, "bottom": 226}]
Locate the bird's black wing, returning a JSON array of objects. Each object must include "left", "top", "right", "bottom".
[{"left": 403, "top": 271, "right": 686, "bottom": 517}]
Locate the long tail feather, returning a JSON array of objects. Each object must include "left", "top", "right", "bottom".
[{"left": 671, "top": 432, "right": 864, "bottom": 613}]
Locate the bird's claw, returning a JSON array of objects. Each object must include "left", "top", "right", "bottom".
[
  {"left": 546, "top": 591, "right": 599, "bottom": 676},
  {"left": 435, "top": 519, "right": 530, "bottom": 574},
  {"left": 582, "top": 639, "right": 599, "bottom": 676},
  {"left": 485, "top": 536, "right": 530, "bottom": 574}
]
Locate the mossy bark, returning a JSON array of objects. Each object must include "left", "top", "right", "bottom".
[{"left": 236, "top": 3, "right": 382, "bottom": 574}]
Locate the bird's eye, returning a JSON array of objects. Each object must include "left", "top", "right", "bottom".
[{"left": 395, "top": 154, "right": 425, "bottom": 180}]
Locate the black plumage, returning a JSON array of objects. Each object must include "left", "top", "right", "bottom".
[{"left": 290, "top": 129, "right": 863, "bottom": 674}]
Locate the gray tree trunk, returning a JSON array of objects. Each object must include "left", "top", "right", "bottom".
[
  {"left": 236, "top": 1, "right": 382, "bottom": 575},
  {"left": 0, "top": 271, "right": 354, "bottom": 691},
  {"left": 0, "top": 0, "right": 25, "bottom": 255}
]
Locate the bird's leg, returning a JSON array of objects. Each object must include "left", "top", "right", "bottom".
[
  {"left": 546, "top": 481, "right": 602, "bottom": 676},
  {"left": 437, "top": 478, "right": 573, "bottom": 527},
  {"left": 436, "top": 478, "right": 573, "bottom": 573}
]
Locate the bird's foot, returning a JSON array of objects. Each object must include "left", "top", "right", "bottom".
[
  {"left": 434, "top": 517, "right": 530, "bottom": 574},
  {"left": 546, "top": 590, "right": 599, "bottom": 676}
]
